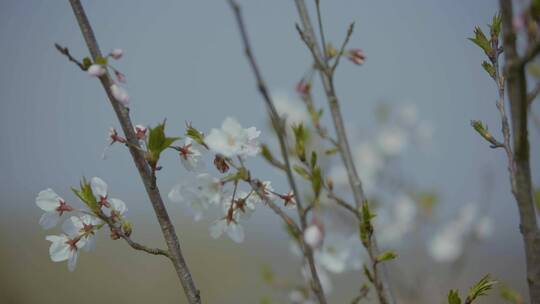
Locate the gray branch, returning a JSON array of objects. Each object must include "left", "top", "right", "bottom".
[{"left": 66, "top": 1, "right": 201, "bottom": 303}]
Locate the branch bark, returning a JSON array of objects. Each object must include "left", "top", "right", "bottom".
[
  {"left": 66, "top": 1, "right": 200, "bottom": 303},
  {"left": 292, "top": 1, "right": 394, "bottom": 303},
  {"left": 499, "top": 1, "right": 540, "bottom": 303},
  {"left": 227, "top": 1, "right": 328, "bottom": 303}
]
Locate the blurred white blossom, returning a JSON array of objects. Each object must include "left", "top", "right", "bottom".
[{"left": 205, "top": 117, "right": 261, "bottom": 158}]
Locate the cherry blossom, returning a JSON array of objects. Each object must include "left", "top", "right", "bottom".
[
  {"left": 45, "top": 219, "right": 88, "bottom": 272},
  {"left": 376, "top": 126, "right": 407, "bottom": 156},
  {"left": 178, "top": 137, "right": 203, "bottom": 172},
  {"left": 208, "top": 191, "right": 256, "bottom": 243},
  {"left": 304, "top": 223, "right": 324, "bottom": 249},
  {"left": 90, "top": 177, "right": 127, "bottom": 216},
  {"left": 168, "top": 173, "right": 223, "bottom": 221},
  {"left": 87, "top": 64, "right": 106, "bottom": 77},
  {"left": 36, "top": 189, "right": 73, "bottom": 229},
  {"left": 205, "top": 117, "right": 261, "bottom": 158},
  {"left": 109, "top": 48, "right": 124, "bottom": 60},
  {"left": 108, "top": 127, "right": 126, "bottom": 145},
  {"left": 63, "top": 215, "right": 101, "bottom": 252},
  {"left": 134, "top": 124, "right": 147, "bottom": 141},
  {"left": 110, "top": 84, "right": 129, "bottom": 106}
]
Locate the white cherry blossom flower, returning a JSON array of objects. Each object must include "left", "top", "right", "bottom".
[
  {"left": 376, "top": 195, "right": 417, "bottom": 245},
  {"left": 209, "top": 218, "right": 245, "bottom": 243},
  {"left": 87, "top": 64, "right": 106, "bottom": 77},
  {"left": 428, "top": 203, "right": 478, "bottom": 262},
  {"left": 208, "top": 190, "right": 257, "bottom": 243},
  {"left": 169, "top": 173, "right": 222, "bottom": 221},
  {"left": 90, "top": 177, "right": 127, "bottom": 217},
  {"left": 110, "top": 84, "right": 129, "bottom": 106},
  {"left": 316, "top": 234, "right": 363, "bottom": 274},
  {"left": 45, "top": 234, "right": 85, "bottom": 272},
  {"left": 273, "top": 91, "right": 309, "bottom": 126},
  {"left": 304, "top": 223, "right": 324, "bottom": 249},
  {"left": 36, "top": 189, "right": 74, "bottom": 229},
  {"left": 63, "top": 215, "right": 102, "bottom": 252},
  {"left": 134, "top": 125, "right": 147, "bottom": 140},
  {"left": 205, "top": 117, "right": 261, "bottom": 158},
  {"left": 178, "top": 137, "right": 203, "bottom": 171},
  {"left": 377, "top": 126, "right": 407, "bottom": 156}
]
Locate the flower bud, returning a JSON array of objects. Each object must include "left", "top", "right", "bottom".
[
  {"left": 110, "top": 48, "right": 123, "bottom": 60},
  {"left": 213, "top": 154, "right": 230, "bottom": 173},
  {"left": 347, "top": 49, "right": 366, "bottom": 65},
  {"left": 87, "top": 64, "right": 106, "bottom": 77},
  {"left": 304, "top": 222, "right": 324, "bottom": 248},
  {"left": 110, "top": 84, "right": 129, "bottom": 106},
  {"left": 114, "top": 70, "right": 126, "bottom": 83},
  {"left": 134, "top": 125, "right": 147, "bottom": 140}
]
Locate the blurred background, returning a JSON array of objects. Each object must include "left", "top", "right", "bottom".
[{"left": 1, "top": 0, "right": 539, "bottom": 303}]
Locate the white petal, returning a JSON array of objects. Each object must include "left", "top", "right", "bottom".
[
  {"left": 36, "top": 189, "right": 62, "bottom": 212},
  {"left": 168, "top": 183, "right": 185, "bottom": 203},
  {"left": 62, "top": 216, "right": 82, "bottom": 237},
  {"left": 110, "top": 84, "right": 129, "bottom": 106},
  {"left": 226, "top": 223, "right": 245, "bottom": 243},
  {"left": 39, "top": 212, "right": 61, "bottom": 229},
  {"left": 209, "top": 220, "right": 226, "bottom": 239},
  {"left": 67, "top": 251, "right": 79, "bottom": 272},
  {"left": 109, "top": 198, "right": 127, "bottom": 215},
  {"left": 221, "top": 117, "right": 243, "bottom": 135},
  {"left": 46, "top": 235, "right": 70, "bottom": 262},
  {"left": 90, "top": 177, "right": 108, "bottom": 199},
  {"left": 87, "top": 64, "right": 106, "bottom": 77},
  {"left": 82, "top": 235, "right": 96, "bottom": 252}
]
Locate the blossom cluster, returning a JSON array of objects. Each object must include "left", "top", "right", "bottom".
[
  {"left": 167, "top": 117, "right": 295, "bottom": 243},
  {"left": 86, "top": 48, "right": 129, "bottom": 105},
  {"left": 36, "top": 177, "right": 128, "bottom": 271}
]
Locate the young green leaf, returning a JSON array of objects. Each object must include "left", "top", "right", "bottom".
[
  {"left": 376, "top": 251, "right": 398, "bottom": 263},
  {"left": 466, "top": 274, "right": 497, "bottom": 302},
  {"left": 448, "top": 290, "right": 462, "bottom": 304}
]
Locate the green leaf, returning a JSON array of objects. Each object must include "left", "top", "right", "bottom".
[
  {"left": 260, "top": 264, "right": 274, "bottom": 284},
  {"left": 468, "top": 26, "right": 492, "bottom": 56},
  {"left": 500, "top": 284, "right": 524, "bottom": 304},
  {"left": 448, "top": 290, "right": 462, "bottom": 304},
  {"left": 147, "top": 120, "right": 180, "bottom": 168},
  {"left": 489, "top": 13, "right": 502, "bottom": 39},
  {"left": 292, "top": 123, "right": 309, "bottom": 162},
  {"left": 185, "top": 122, "right": 206, "bottom": 147},
  {"left": 71, "top": 177, "right": 99, "bottom": 212},
  {"left": 311, "top": 166, "right": 322, "bottom": 198},
  {"left": 94, "top": 56, "right": 108, "bottom": 65},
  {"left": 82, "top": 57, "right": 92, "bottom": 69},
  {"left": 376, "top": 251, "right": 398, "bottom": 263},
  {"left": 482, "top": 61, "right": 496, "bottom": 78},
  {"left": 293, "top": 165, "right": 311, "bottom": 180},
  {"left": 466, "top": 274, "right": 497, "bottom": 303},
  {"left": 324, "top": 147, "right": 339, "bottom": 156},
  {"left": 359, "top": 201, "right": 375, "bottom": 245},
  {"left": 310, "top": 151, "right": 318, "bottom": 169}
]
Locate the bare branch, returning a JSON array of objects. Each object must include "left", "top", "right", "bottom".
[
  {"left": 331, "top": 22, "right": 355, "bottom": 73},
  {"left": 54, "top": 43, "right": 86, "bottom": 71},
  {"left": 65, "top": 1, "right": 200, "bottom": 303}
]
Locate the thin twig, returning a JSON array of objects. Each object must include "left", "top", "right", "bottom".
[
  {"left": 54, "top": 43, "right": 86, "bottom": 71},
  {"left": 227, "top": 1, "right": 327, "bottom": 303},
  {"left": 331, "top": 23, "right": 355, "bottom": 73},
  {"left": 314, "top": 0, "right": 328, "bottom": 63},
  {"left": 293, "top": 1, "right": 395, "bottom": 303},
  {"left": 65, "top": 1, "right": 200, "bottom": 303}
]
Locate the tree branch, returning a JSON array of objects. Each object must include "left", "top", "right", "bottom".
[
  {"left": 227, "top": 1, "right": 327, "bottom": 303},
  {"left": 499, "top": 1, "right": 540, "bottom": 303},
  {"left": 65, "top": 1, "right": 200, "bottom": 303},
  {"left": 293, "top": 1, "right": 395, "bottom": 303}
]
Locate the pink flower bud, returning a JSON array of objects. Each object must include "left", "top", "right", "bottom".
[
  {"left": 134, "top": 125, "right": 147, "bottom": 140},
  {"left": 304, "top": 222, "right": 324, "bottom": 248},
  {"left": 110, "top": 48, "right": 123, "bottom": 60},
  {"left": 114, "top": 70, "right": 126, "bottom": 84},
  {"left": 348, "top": 49, "right": 366, "bottom": 65},
  {"left": 87, "top": 64, "right": 106, "bottom": 77},
  {"left": 110, "top": 84, "right": 129, "bottom": 106},
  {"left": 296, "top": 79, "right": 311, "bottom": 98}
]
